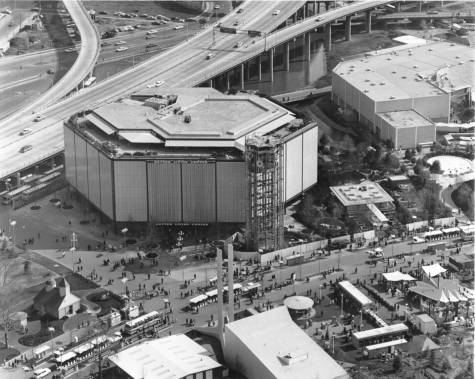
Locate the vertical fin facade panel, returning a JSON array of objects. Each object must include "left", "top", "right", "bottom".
[
  {"left": 147, "top": 161, "right": 182, "bottom": 223},
  {"left": 182, "top": 163, "right": 216, "bottom": 223}
]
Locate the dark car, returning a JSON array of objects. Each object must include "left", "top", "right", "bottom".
[
  {"left": 20, "top": 145, "right": 33, "bottom": 153},
  {"left": 146, "top": 43, "right": 158, "bottom": 48},
  {"left": 47, "top": 68, "right": 55, "bottom": 74}
]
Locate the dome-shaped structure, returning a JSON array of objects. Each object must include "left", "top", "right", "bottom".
[{"left": 284, "top": 296, "right": 314, "bottom": 319}]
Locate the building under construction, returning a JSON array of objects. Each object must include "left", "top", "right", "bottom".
[{"left": 245, "top": 135, "right": 284, "bottom": 252}]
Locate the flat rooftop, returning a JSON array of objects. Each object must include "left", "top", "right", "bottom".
[
  {"left": 225, "top": 306, "right": 348, "bottom": 379},
  {"left": 334, "top": 42, "right": 474, "bottom": 102},
  {"left": 330, "top": 180, "right": 393, "bottom": 207},
  {"left": 108, "top": 334, "right": 221, "bottom": 379},
  {"left": 92, "top": 87, "right": 294, "bottom": 143},
  {"left": 377, "top": 110, "right": 434, "bottom": 128}
]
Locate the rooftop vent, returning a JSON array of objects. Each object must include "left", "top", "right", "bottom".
[
  {"left": 184, "top": 114, "right": 191, "bottom": 123},
  {"left": 386, "top": 57, "right": 391, "bottom": 61},
  {"left": 456, "top": 55, "right": 460, "bottom": 59},
  {"left": 380, "top": 82, "right": 385, "bottom": 85},
  {"left": 401, "top": 76, "right": 407, "bottom": 79},
  {"left": 390, "top": 96, "right": 396, "bottom": 99},
  {"left": 366, "top": 68, "right": 371, "bottom": 72},
  {"left": 413, "top": 65, "right": 418, "bottom": 68},
  {"left": 392, "top": 71, "right": 397, "bottom": 74},
  {"left": 278, "top": 351, "right": 309, "bottom": 366},
  {"left": 365, "top": 79, "right": 370, "bottom": 82},
  {"left": 364, "top": 90, "right": 369, "bottom": 93}
]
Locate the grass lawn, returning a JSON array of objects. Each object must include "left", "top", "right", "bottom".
[
  {"left": 86, "top": 291, "right": 125, "bottom": 317},
  {"left": 0, "top": 343, "right": 20, "bottom": 362},
  {"left": 18, "top": 319, "right": 64, "bottom": 347}
]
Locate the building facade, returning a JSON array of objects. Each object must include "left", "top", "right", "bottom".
[
  {"left": 332, "top": 42, "right": 473, "bottom": 148},
  {"left": 64, "top": 88, "right": 318, "bottom": 225}
]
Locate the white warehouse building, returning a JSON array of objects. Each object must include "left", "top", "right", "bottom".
[
  {"left": 332, "top": 42, "right": 474, "bottom": 148},
  {"left": 64, "top": 88, "right": 318, "bottom": 225}
]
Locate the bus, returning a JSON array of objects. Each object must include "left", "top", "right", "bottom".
[
  {"left": 84, "top": 76, "right": 96, "bottom": 87},
  {"left": 352, "top": 323, "right": 408, "bottom": 348},
  {"left": 37, "top": 171, "right": 62, "bottom": 184},
  {"left": 424, "top": 230, "right": 443, "bottom": 241},
  {"left": 72, "top": 342, "right": 94, "bottom": 360},
  {"left": 55, "top": 351, "right": 77, "bottom": 368},
  {"left": 123, "top": 311, "right": 164, "bottom": 336},
  {"left": 21, "top": 183, "right": 49, "bottom": 200},
  {"left": 2, "top": 185, "right": 31, "bottom": 204},
  {"left": 44, "top": 164, "right": 64, "bottom": 176}
]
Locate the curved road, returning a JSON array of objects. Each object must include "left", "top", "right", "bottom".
[
  {"left": 0, "top": 0, "right": 392, "bottom": 180},
  {"left": 0, "top": 0, "right": 100, "bottom": 125}
]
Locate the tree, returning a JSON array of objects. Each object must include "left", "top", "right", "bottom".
[
  {"left": 416, "top": 145, "right": 422, "bottom": 153},
  {"left": 430, "top": 160, "right": 441, "bottom": 173},
  {"left": 23, "top": 260, "right": 31, "bottom": 274},
  {"left": 393, "top": 355, "right": 402, "bottom": 372},
  {"left": 413, "top": 159, "right": 424, "bottom": 175},
  {"left": 0, "top": 259, "right": 18, "bottom": 350},
  {"left": 319, "top": 134, "right": 330, "bottom": 147},
  {"left": 404, "top": 149, "right": 412, "bottom": 160},
  {"left": 199, "top": 18, "right": 207, "bottom": 25}
]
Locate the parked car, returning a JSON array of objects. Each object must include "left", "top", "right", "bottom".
[
  {"left": 115, "top": 40, "right": 126, "bottom": 45},
  {"left": 115, "top": 46, "right": 128, "bottom": 52}
]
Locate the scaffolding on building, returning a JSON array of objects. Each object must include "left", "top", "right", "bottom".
[{"left": 245, "top": 135, "right": 284, "bottom": 252}]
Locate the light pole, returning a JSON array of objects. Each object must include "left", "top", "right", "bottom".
[
  {"left": 340, "top": 293, "right": 344, "bottom": 318},
  {"left": 71, "top": 232, "right": 77, "bottom": 251},
  {"left": 121, "top": 228, "right": 128, "bottom": 249},
  {"left": 9, "top": 220, "right": 16, "bottom": 247},
  {"left": 319, "top": 284, "right": 322, "bottom": 300}
]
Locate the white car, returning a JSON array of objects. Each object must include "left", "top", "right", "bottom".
[
  {"left": 412, "top": 236, "right": 425, "bottom": 244},
  {"left": 272, "top": 9, "right": 280, "bottom": 15},
  {"left": 146, "top": 80, "right": 164, "bottom": 88},
  {"left": 115, "top": 47, "right": 128, "bottom": 52},
  {"left": 64, "top": 47, "right": 76, "bottom": 53},
  {"left": 34, "top": 367, "right": 51, "bottom": 378},
  {"left": 115, "top": 40, "right": 126, "bottom": 46}
]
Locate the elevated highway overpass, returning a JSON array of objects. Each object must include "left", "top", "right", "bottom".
[
  {"left": 378, "top": 10, "right": 475, "bottom": 21},
  {"left": 0, "top": 0, "right": 392, "bottom": 182},
  {"left": 0, "top": 0, "right": 100, "bottom": 126}
]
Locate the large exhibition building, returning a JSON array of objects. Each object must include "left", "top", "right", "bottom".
[
  {"left": 63, "top": 88, "right": 318, "bottom": 228},
  {"left": 332, "top": 41, "right": 474, "bottom": 148}
]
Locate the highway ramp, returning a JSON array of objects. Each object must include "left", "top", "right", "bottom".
[{"left": 0, "top": 0, "right": 100, "bottom": 126}]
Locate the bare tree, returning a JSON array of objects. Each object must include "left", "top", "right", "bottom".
[{"left": 0, "top": 259, "right": 17, "bottom": 350}]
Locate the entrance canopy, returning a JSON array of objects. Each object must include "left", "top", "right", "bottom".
[{"left": 338, "top": 281, "right": 372, "bottom": 307}]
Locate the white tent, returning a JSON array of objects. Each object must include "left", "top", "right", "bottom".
[
  {"left": 422, "top": 263, "right": 446, "bottom": 278},
  {"left": 382, "top": 271, "right": 416, "bottom": 282}
]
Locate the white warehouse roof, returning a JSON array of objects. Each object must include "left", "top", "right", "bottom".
[
  {"left": 224, "top": 306, "right": 348, "bottom": 379},
  {"left": 108, "top": 334, "right": 221, "bottom": 379}
]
